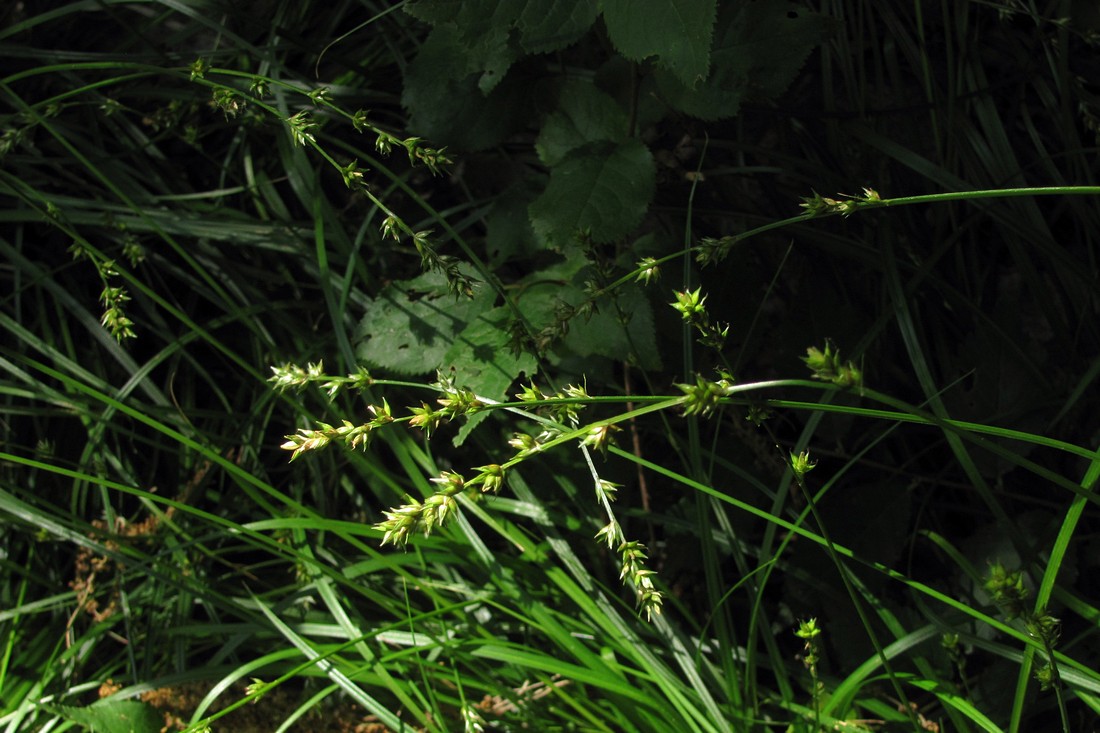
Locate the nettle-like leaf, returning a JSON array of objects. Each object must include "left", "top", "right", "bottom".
[
  {"left": 485, "top": 181, "right": 541, "bottom": 267},
  {"left": 45, "top": 700, "right": 161, "bottom": 733},
  {"left": 529, "top": 139, "right": 656, "bottom": 246},
  {"left": 595, "top": 56, "right": 668, "bottom": 130},
  {"left": 564, "top": 286, "right": 662, "bottom": 371},
  {"left": 406, "top": 0, "right": 518, "bottom": 93},
  {"left": 355, "top": 271, "right": 494, "bottom": 375},
  {"left": 510, "top": 256, "right": 662, "bottom": 372},
  {"left": 405, "top": 0, "right": 598, "bottom": 93},
  {"left": 402, "top": 24, "right": 528, "bottom": 150},
  {"left": 602, "top": 0, "right": 717, "bottom": 88},
  {"left": 657, "top": 1, "right": 830, "bottom": 121},
  {"left": 443, "top": 306, "right": 538, "bottom": 445},
  {"left": 535, "top": 78, "right": 628, "bottom": 166},
  {"left": 517, "top": 0, "right": 599, "bottom": 54},
  {"left": 356, "top": 274, "right": 536, "bottom": 445},
  {"left": 403, "top": 0, "right": 463, "bottom": 24}
]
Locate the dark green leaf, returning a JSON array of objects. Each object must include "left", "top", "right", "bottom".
[
  {"left": 657, "top": 1, "right": 829, "bottom": 120},
  {"left": 602, "top": 0, "right": 717, "bottom": 88},
  {"left": 529, "top": 140, "right": 656, "bottom": 246},
  {"left": 518, "top": 0, "right": 599, "bottom": 54},
  {"left": 444, "top": 306, "right": 538, "bottom": 445},
  {"left": 485, "top": 182, "right": 541, "bottom": 266},
  {"left": 407, "top": 0, "right": 596, "bottom": 91},
  {"left": 404, "top": 0, "right": 462, "bottom": 23},
  {"left": 536, "top": 78, "right": 628, "bottom": 166},
  {"left": 402, "top": 24, "right": 527, "bottom": 149},
  {"left": 564, "top": 286, "right": 662, "bottom": 371},
  {"left": 355, "top": 272, "right": 494, "bottom": 375},
  {"left": 727, "top": 1, "right": 829, "bottom": 99},
  {"left": 45, "top": 701, "right": 161, "bottom": 733}
]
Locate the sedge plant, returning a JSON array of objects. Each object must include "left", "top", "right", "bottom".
[{"left": 4, "top": 2, "right": 1100, "bottom": 732}]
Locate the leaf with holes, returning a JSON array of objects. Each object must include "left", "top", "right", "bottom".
[
  {"left": 518, "top": 0, "right": 599, "bottom": 53},
  {"left": 443, "top": 306, "right": 538, "bottom": 445},
  {"left": 564, "top": 286, "right": 662, "bottom": 371},
  {"left": 656, "top": 1, "right": 830, "bottom": 120},
  {"left": 529, "top": 139, "right": 655, "bottom": 246},
  {"left": 404, "top": 0, "right": 519, "bottom": 93},
  {"left": 602, "top": 0, "right": 717, "bottom": 87},
  {"left": 355, "top": 272, "right": 493, "bottom": 375},
  {"left": 402, "top": 24, "right": 528, "bottom": 149},
  {"left": 45, "top": 701, "right": 162, "bottom": 733},
  {"left": 536, "top": 78, "right": 628, "bottom": 166},
  {"left": 406, "top": 0, "right": 598, "bottom": 92},
  {"left": 485, "top": 181, "right": 541, "bottom": 267}
]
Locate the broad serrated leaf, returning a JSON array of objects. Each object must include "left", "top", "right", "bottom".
[
  {"left": 404, "top": 0, "right": 520, "bottom": 93},
  {"left": 444, "top": 307, "right": 537, "bottom": 390},
  {"left": 518, "top": 0, "right": 599, "bottom": 54},
  {"left": 602, "top": 0, "right": 717, "bottom": 87},
  {"left": 508, "top": 253, "right": 660, "bottom": 371},
  {"left": 595, "top": 56, "right": 667, "bottom": 130},
  {"left": 404, "top": 0, "right": 463, "bottom": 23},
  {"left": 507, "top": 252, "right": 593, "bottom": 332},
  {"left": 536, "top": 78, "right": 628, "bottom": 166},
  {"left": 402, "top": 24, "right": 527, "bottom": 149},
  {"left": 564, "top": 286, "right": 662, "bottom": 371},
  {"left": 451, "top": 5, "right": 517, "bottom": 94},
  {"left": 656, "top": 1, "right": 829, "bottom": 120},
  {"left": 409, "top": 0, "right": 597, "bottom": 62},
  {"left": 355, "top": 273, "right": 493, "bottom": 375},
  {"left": 485, "top": 181, "right": 540, "bottom": 266},
  {"left": 529, "top": 139, "right": 655, "bottom": 246},
  {"left": 443, "top": 306, "right": 538, "bottom": 445},
  {"left": 726, "top": 1, "right": 829, "bottom": 98},
  {"left": 45, "top": 700, "right": 161, "bottom": 733}
]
